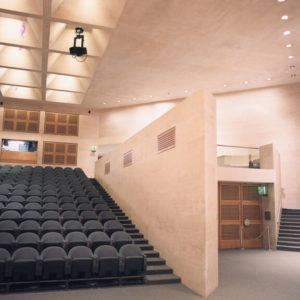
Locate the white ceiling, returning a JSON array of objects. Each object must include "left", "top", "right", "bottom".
[{"left": 0, "top": 0, "right": 299, "bottom": 109}]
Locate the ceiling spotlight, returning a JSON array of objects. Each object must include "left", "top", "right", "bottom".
[
  {"left": 277, "top": 0, "right": 286, "bottom": 2},
  {"left": 149, "top": 95, "right": 153, "bottom": 98},
  {"left": 223, "top": 84, "right": 227, "bottom": 87},
  {"left": 281, "top": 15, "right": 288, "bottom": 20},
  {"left": 267, "top": 77, "right": 272, "bottom": 81},
  {"left": 283, "top": 30, "right": 291, "bottom": 35},
  {"left": 69, "top": 27, "right": 87, "bottom": 62},
  {"left": 286, "top": 43, "right": 292, "bottom": 48},
  {"left": 184, "top": 90, "right": 188, "bottom": 93},
  {"left": 288, "top": 55, "right": 294, "bottom": 59},
  {"left": 244, "top": 81, "right": 249, "bottom": 84},
  {"left": 103, "top": 102, "right": 106, "bottom": 104},
  {"left": 133, "top": 98, "right": 136, "bottom": 101},
  {"left": 117, "top": 100, "right": 121, "bottom": 103}
]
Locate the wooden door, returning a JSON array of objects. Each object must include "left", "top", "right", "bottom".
[{"left": 219, "top": 182, "right": 263, "bottom": 249}]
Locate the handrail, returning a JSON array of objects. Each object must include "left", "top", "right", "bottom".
[
  {"left": 217, "top": 144, "right": 259, "bottom": 150},
  {"left": 240, "top": 226, "right": 270, "bottom": 250},
  {"left": 276, "top": 192, "right": 283, "bottom": 226}
]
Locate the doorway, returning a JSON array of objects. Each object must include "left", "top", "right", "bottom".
[{"left": 219, "top": 182, "right": 263, "bottom": 249}]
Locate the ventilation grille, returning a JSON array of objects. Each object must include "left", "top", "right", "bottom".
[
  {"left": 157, "top": 126, "right": 176, "bottom": 153},
  {"left": 123, "top": 150, "right": 133, "bottom": 168},
  {"left": 105, "top": 162, "right": 110, "bottom": 175}
]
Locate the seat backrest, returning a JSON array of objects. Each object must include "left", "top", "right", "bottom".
[
  {"left": 27, "top": 196, "right": 42, "bottom": 203},
  {"left": 119, "top": 244, "right": 143, "bottom": 257},
  {"left": 43, "top": 196, "right": 58, "bottom": 203},
  {"left": 22, "top": 210, "right": 42, "bottom": 220},
  {"left": 42, "top": 211, "right": 60, "bottom": 221},
  {"left": 41, "top": 232, "right": 64, "bottom": 243},
  {"left": 94, "top": 245, "right": 118, "bottom": 258},
  {"left": 88, "top": 231, "right": 110, "bottom": 242},
  {"left": 19, "top": 220, "right": 40, "bottom": 231},
  {"left": 65, "top": 231, "right": 87, "bottom": 243},
  {"left": 42, "top": 220, "right": 62, "bottom": 231},
  {"left": 1, "top": 210, "right": 21, "bottom": 220},
  {"left": 111, "top": 231, "right": 132, "bottom": 242},
  {"left": 64, "top": 220, "right": 82, "bottom": 231},
  {"left": 0, "top": 232, "right": 15, "bottom": 245},
  {"left": 0, "top": 220, "right": 18, "bottom": 231},
  {"left": 99, "top": 211, "right": 115, "bottom": 221},
  {"left": 68, "top": 246, "right": 93, "bottom": 259},
  {"left": 0, "top": 248, "right": 10, "bottom": 261},
  {"left": 16, "top": 232, "right": 40, "bottom": 244},
  {"left": 12, "top": 247, "right": 39, "bottom": 261},
  {"left": 24, "top": 203, "right": 42, "bottom": 210},
  {"left": 84, "top": 220, "right": 103, "bottom": 230},
  {"left": 41, "top": 246, "right": 67, "bottom": 259}
]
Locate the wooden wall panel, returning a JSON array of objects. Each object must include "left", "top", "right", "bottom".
[
  {"left": 44, "top": 112, "right": 79, "bottom": 136},
  {"left": 3, "top": 108, "right": 40, "bottom": 133},
  {"left": 43, "top": 141, "right": 78, "bottom": 165}
]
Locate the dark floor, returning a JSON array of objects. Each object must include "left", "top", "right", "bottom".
[{"left": 2, "top": 249, "right": 300, "bottom": 300}]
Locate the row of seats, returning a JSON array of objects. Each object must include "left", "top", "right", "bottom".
[
  {"left": 0, "top": 219, "right": 123, "bottom": 236},
  {"left": 0, "top": 230, "right": 132, "bottom": 252},
  {"left": 0, "top": 244, "right": 145, "bottom": 281}
]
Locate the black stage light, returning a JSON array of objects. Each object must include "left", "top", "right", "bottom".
[{"left": 69, "top": 27, "right": 87, "bottom": 62}]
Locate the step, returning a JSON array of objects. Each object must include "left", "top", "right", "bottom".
[
  {"left": 277, "top": 241, "right": 300, "bottom": 247},
  {"left": 282, "top": 209, "right": 300, "bottom": 213},
  {"left": 277, "top": 237, "right": 300, "bottom": 243},
  {"left": 133, "top": 238, "right": 148, "bottom": 244},
  {"left": 123, "top": 224, "right": 135, "bottom": 229},
  {"left": 280, "top": 225, "right": 300, "bottom": 230},
  {"left": 111, "top": 209, "right": 123, "bottom": 214},
  {"left": 117, "top": 216, "right": 129, "bottom": 221},
  {"left": 146, "top": 265, "right": 173, "bottom": 275},
  {"left": 129, "top": 233, "right": 144, "bottom": 239},
  {"left": 281, "top": 217, "right": 300, "bottom": 222},
  {"left": 280, "top": 222, "right": 300, "bottom": 226},
  {"left": 126, "top": 228, "right": 139, "bottom": 234},
  {"left": 138, "top": 244, "right": 154, "bottom": 251},
  {"left": 119, "top": 220, "right": 132, "bottom": 225},
  {"left": 279, "top": 233, "right": 300, "bottom": 238},
  {"left": 277, "top": 246, "right": 300, "bottom": 252},
  {"left": 145, "top": 274, "right": 181, "bottom": 285},
  {"left": 146, "top": 257, "right": 166, "bottom": 266},
  {"left": 143, "top": 250, "right": 160, "bottom": 258},
  {"left": 114, "top": 212, "right": 125, "bottom": 217}
]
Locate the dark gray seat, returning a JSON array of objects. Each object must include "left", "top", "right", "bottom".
[
  {"left": 60, "top": 203, "right": 77, "bottom": 212},
  {"left": 88, "top": 232, "right": 110, "bottom": 251},
  {"left": 64, "top": 220, "right": 83, "bottom": 234},
  {"left": 76, "top": 197, "right": 90, "bottom": 205},
  {"left": 41, "top": 220, "right": 62, "bottom": 234},
  {"left": 0, "top": 188, "right": 11, "bottom": 195},
  {"left": 0, "top": 232, "right": 15, "bottom": 253},
  {"left": 94, "top": 204, "right": 110, "bottom": 213},
  {"left": 27, "top": 196, "right": 42, "bottom": 203},
  {"left": 5, "top": 202, "right": 23, "bottom": 212},
  {"left": 80, "top": 211, "right": 98, "bottom": 223},
  {"left": 19, "top": 220, "right": 40, "bottom": 234},
  {"left": 22, "top": 211, "right": 42, "bottom": 222},
  {"left": 91, "top": 198, "right": 106, "bottom": 206},
  {"left": 99, "top": 211, "right": 115, "bottom": 224},
  {"left": 94, "top": 245, "right": 119, "bottom": 277},
  {"left": 14, "top": 183, "right": 27, "bottom": 190},
  {"left": 42, "top": 203, "right": 59, "bottom": 211},
  {"left": 43, "top": 190, "right": 57, "bottom": 197},
  {"left": 43, "top": 196, "right": 58, "bottom": 203},
  {"left": 0, "top": 183, "right": 13, "bottom": 189},
  {"left": 68, "top": 246, "right": 94, "bottom": 279},
  {"left": 24, "top": 202, "right": 42, "bottom": 211},
  {"left": 0, "top": 220, "right": 18, "bottom": 235},
  {"left": 59, "top": 196, "right": 74, "bottom": 204},
  {"left": 11, "top": 189, "right": 27, "bottom": 196},
  {"left": 41, "top": 232, "right": 64, "bottom": 249},
  {"left": 41, "top": 247, "right": 68, "bottom": 280},
  {"left": 111, "top": 231, "right": 132, "bottom": 250},
  {"left": 8, "top": 195, "right": 26, "bottom": 203},
  {"left": 0, "top": 248, "right": 11, "bottom": 281},
  {"left": 27, "top": 190, "right": 42, "bottom": 197},
  {"left": 119, "top": 244, "right": 145, "bottom": 276},
  {"left": 42, "top": 211, "right": 60, "bottom": 222},
  {"left": 103, "top": 220, "right": 123, "bottom": 236},
  {"left": 0, "top": 195, "right": 9, "bottom": 203},
  {"left": 65, "top": 232, "right": 88, "bottom": 250},
  {"left": 11, "top": 247, "right": 40, "bottom": 281},
  {"left": 29, "top": 184, "right": 42, "bottom": 191},
  {"left": 1, "top": 211, "right": 21, "bottom": 223},
  {"left": 61, "top": 210, "right": 79, "bottom": 223},
  {"left": 16, "top": 232, "right": 40, "bottom": 249},
  {"left": 84, "top": 220, "right": 104, "bottom": 235}
]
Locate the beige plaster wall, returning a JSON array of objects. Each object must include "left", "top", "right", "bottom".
[
  {"left": 0, "top": 107, "right": 99, "bottom": 177},
  {"left": 95, "top": 90, "right": 218, "bottom": 297},
  {"left": 216, "top": 83, "right": 300, "bottom": 209}
]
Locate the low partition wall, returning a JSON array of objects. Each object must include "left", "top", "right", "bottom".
[{"left": 95, "top": 90, "right": 218, "bottom": 297}]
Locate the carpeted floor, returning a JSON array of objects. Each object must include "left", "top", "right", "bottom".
[{"left": 1, "top": 249, "right": 300, "bottom": 300}]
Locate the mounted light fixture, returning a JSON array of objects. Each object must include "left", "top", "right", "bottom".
[{"left": 69, "top": 27, "right": 87, "bottom": 62}]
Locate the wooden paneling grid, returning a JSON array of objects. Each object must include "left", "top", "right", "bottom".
[
  {"left": 3, "top": 108, "right": 40, "bottom": 133},
  {"left": 44, "top": 112, "right": 79, "bottom": 136},
  {"left": 43, "top": 141, "right": 77, "bottom": 166}
]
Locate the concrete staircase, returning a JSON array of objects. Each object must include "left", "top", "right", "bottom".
[
  {"left": 277, "top": 208, "right": 300, "bottom": 252},
  {"left": 91, "top": 179, "right": 181, "bottom": 285}
]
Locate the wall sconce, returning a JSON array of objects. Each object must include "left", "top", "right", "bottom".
[{"left": 91, "top": 145, "right": 97, "bottom": 153}]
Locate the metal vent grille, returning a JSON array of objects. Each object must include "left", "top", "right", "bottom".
[
  {"left": 123, "top": 150, "right": 133, "bottom": 168},
  {"left": 105, "top": 162, "right": 110, "bottom": 175},
  {"left": 157, "top": 126, "right": 176, "bottom": 153}
]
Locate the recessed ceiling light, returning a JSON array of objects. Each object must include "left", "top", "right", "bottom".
[
  {"left": 117, "top": 100, "right": 121, "bottom": 102},
  {"left": 288, "top": 55, "right": 294, "bottom": 59},
  {"left": 281, "top": 15, "right": 289, "bottom": 20},
  {"left": 133, "top": 98, "right": 136, "bottom": 101},
  {"left": 149, "top": 95, "right": 153, "bottom": 98},
  {"left": 277, "top": 0, "right": 286, "bottom": 2},
  {"left": 103, "top": 102, "right": 106, "bottom": 104},
  {"left": 283, "top": 30, "right": 291, "bottom": 35},
  {"left": 244, "top": 81, "right": 248, "bottom": 84},
  {"left": 184, "top": 90, "right": 188, "bottom": 93},
  {"left": 267, "top": 77, "right": 272, "bottom": 81},
  {"left": 223, "top": 84, "right": 227, "bottom": 87},
  {"left": 286, "top": 43, "right": 292, "bottom": 48}
]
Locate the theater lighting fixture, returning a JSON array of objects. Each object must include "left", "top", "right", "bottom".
[
  {"left": 281, "top": 15, "right": 288, "bottom": 20},
  {"left": 244, "top": 81, "right": 249, "bottom": 84},
  {"left": 277, "top": 0, "right": 286, "bottom": 2},
  {"left": 283, "top": 30, "right": 291, "bottom": 35},
  {"left": 288, "top": 55, "right": 294, "bottom": 59},
  {"left": 286, "top": 44, "right": 292, "bottom": 48},
  {"left": 267, "top": 77, "right": 272, "bottom": 81},
  {"left": 69, "top": 27, "right": 87, "bottom": 62}
]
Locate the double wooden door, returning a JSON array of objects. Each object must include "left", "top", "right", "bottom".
[{"left": 219, "top": 182, "right": 263, "bottom": 249}]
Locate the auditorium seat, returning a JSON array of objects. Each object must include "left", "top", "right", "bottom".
[
  {"left": 0, "top": 187, "right": 11, "bottom": 195},
  {"left": 59, "top": 196, "right": 74, "bottom": 204},
  {"left": 88, "top": 232, "right": 110, "bottom": 251},
  {"left": 41, "top": 232, "right": 64, "bottom": 249},
  {"left": 119, "top": 244, "right": 145, "bottom": 276},
  {"left": 99, "top": 211, "right": 116, "bottom": 223},
  {"left": 68, "top": 246, "right": 94, "bottom": 279},
  {"left": 76, "top": 197, "right": 90, "bottom": 205},
  {"left": 16, "top": 232, "right": 40, "bottom": 249},
  {"left": 42, "top": 203, "right": 59, "bottom": 211},
  {"left": 27, "top": 196, "right": 42, "bottom": 203},
  {"left": 60, "top": 203, "right": 77, "bottom": 212},
  {"left": 94, "top": 245, "right": 119, "bottom": 277},
  {"left": 61, "top": 210, "right": 80, "bottom": 223},
  {"left": 0, "top": 248, "right": 10, "bottom": 281},
  {"left": 11, "top": 247, "right": 40, "bottom": 281},
  {"left": 65, "top": 232, "right": 88, "bottom": 250},
  {"left": 5, "top": 202, "right": 23, "bottom": 212},
  {"left": 103, "top": 220, "right": 123, "bottom": 236},
  {"left": 64, "top": 220, "right": 83, "bottom": 234},
  {"left": 29, "top": 184, "right": 42, "bottom": 191},
  {"left": 1, "top": 211, "right": 21, "bottom": 223},
  {"left": 14, "top": 184, "right": 27, "bottom": 190},
  {"left": 11, "top": 189, "right": 27, "bottom": 197},
  {"left": 41, "top": 220, "right": 62, "bottom": 234},
  {"left": 0, "top": 232, "right": 16, "bottom": 253},
  {"left": 111, "top": 231, "right": 133, "bottom": 250},
  {"left": 43, "top": 196, "right": 58, "bottom": 203},
  {"left": 0, "top": 220, "right": 18, "bottom": 235},
  {"left": 27, "top": 190, "right": 42, "bottom": 197},
  {"left": 91, "top": 198, "right": 106, "bottom": 206},
  {"left": 24, "top": 202, "right": 42, "bottom": 211},
  {"left": 80, "top": 211, "right": 98, "bottom": 223},
  {"left": 83, "top": 220, "right": 104, "bottom": 236},
  {"left": 42, "top": 211, "right": 60, "bottom": 222},
  {"left": 0, "top": 195, "right": 9, "bottom": 204},
  {"left": 8, "top": 195, "right": 26, "bottom": 204},
  {"left": 41, "top": 247, "right": 68, "bottom": 280},
  {"left": 22, "top": 210, "right": 42, "bottom": 222},
  {"left": 94, "top": 204, "right": 110, "bottom": 213},
  {"left": 19, "top": 220, "right": 40, "bottom": 234}
]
